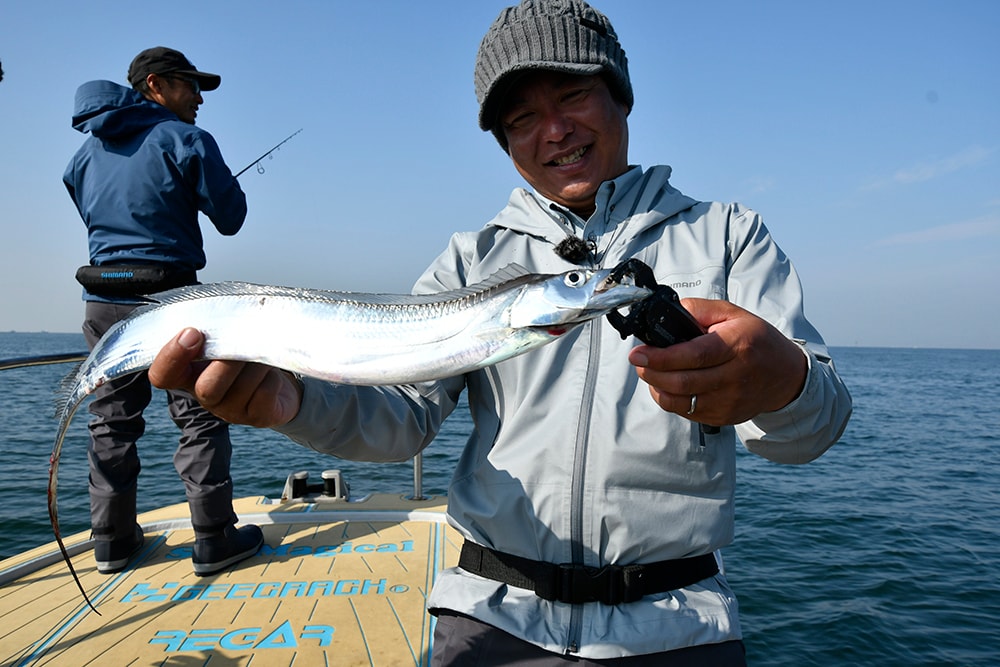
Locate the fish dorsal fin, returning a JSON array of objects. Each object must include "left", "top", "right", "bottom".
[
  {"left": 360, "top": 264, "right": 541, "bottom": 307},
  {"left": 53, "top": 360, "right": 86, "bottom": 419},
  {"left": 424, "top": 264, "right": 538, "bottom": 303},
  {"left": 148, "top": 282, "right": 310, "bottom": 304},
  {"left": 143, "top": 266, "right": 542, "bottom": 309}
]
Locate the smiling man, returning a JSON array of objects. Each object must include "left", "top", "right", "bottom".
[
  {"left": 63, "top": 47, "right": 260, "bottom": 580},
  {"left": 147, "top": 2, "right": 852, "bottom": 664},
  {"left": 498, "top": 71, "right": 629, "bottom": 218}
]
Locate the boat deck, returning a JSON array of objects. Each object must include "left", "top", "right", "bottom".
[{"left": 0, "top": 492, "right": 460, "bottom": 666}]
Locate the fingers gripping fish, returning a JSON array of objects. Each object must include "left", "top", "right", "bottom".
[{"left": 50, "top": 264, "right": 651, "bottom": 612}]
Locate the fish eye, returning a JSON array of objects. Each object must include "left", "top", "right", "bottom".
[{"left": 563, "top": 271, "right": 586, "bottom": 287}]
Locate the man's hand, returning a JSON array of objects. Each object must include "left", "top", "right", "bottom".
[
  {"left": 628, "top": 299, "right": 807, "bottom": 426},
  {"left": 148, "top": 328, "right": 303, "bottom": 428}
]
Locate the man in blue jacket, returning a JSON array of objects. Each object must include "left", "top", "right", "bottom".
[{"left": 63, "top": 47, "right": 262, "bottom": 576}]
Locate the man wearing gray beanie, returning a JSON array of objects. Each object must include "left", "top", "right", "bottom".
[
  {"left": 421, "top": 2, "right": 846, "bottom": 662},
  {"left": 147, "top": 1, "right": 851, "bottom": 664}
]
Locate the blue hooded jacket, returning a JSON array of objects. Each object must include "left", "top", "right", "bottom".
[{"left": 63, "top": 80, "right": 247, "bottom": 299}]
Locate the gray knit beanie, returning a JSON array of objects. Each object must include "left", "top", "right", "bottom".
[{"left": 474, "top": 0, "right": 632, "bottom": 148}]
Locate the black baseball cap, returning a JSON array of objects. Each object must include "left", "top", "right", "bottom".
[{"left": 127, "top": 47, "right": 221, "bottom": 91}]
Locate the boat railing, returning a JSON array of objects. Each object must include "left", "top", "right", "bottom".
[
  {"left": 0, "top": 351, "right": 89, "bottom": 371},
  {"left": 0, "top": 351, "right": 428, "bottom": 500}
]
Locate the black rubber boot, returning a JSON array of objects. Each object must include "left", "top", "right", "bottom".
[
  {"left": 192, "top": 524, "right": 264, "bottom": 576},
  {"left": 94, "top": 524, "right": 144, "bottom": 574}
]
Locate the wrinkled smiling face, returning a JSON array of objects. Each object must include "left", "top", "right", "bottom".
[{"left": 499, "top": 72, "right": 629, "bottom": 218}]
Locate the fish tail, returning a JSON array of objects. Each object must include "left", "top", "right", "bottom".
[{"left": 49, "top": 391, "right": 101, "bottom": 615}]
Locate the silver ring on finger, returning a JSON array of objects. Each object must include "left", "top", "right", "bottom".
[{"left": 687, "top": 394, "right": 697, "bottom": 416}]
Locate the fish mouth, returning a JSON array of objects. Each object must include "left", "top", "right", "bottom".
[
  {"left": 509, "top": 264, "right": 654, "bottom": 331},
  {"left": 588, "top": 270, "right": 653, "bottom": 315},
  {"left": 595, "top": 268, "right": 637, "bottom": 294},
  {"left": 550, "top": 268, "right": 653, "bottom": 328}
]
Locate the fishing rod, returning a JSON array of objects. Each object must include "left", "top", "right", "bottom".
[{"left": 235, "top": 128, "right": 303, "bottom": 178}]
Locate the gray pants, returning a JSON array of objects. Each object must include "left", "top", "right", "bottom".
[
  {"left": 431, "top": 610, "right": 746, "bottom": 666},
  {"left": 83, "top": 300, "right": 237, "bottom": 541}
]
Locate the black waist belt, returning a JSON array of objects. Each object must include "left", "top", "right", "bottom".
[
  {"left": 76, "top": 264, "right": 197, "bottom": 297},
  {"left": 458, "top": 541, "right": 719, "bottom": 605}
]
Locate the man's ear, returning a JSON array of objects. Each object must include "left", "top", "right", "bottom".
[{"left": 145, "top": 73, "right": 165, "bottom": 95}]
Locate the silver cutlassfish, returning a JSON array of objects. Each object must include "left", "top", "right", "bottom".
[{"left": 51, "top": 264, "right": 651, "bottom": 612}]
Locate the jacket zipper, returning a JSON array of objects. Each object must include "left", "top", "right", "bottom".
[{"left": 565, "top": 315, "right": 604, "bottom": 653}]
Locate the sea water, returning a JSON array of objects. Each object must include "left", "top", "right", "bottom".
[{"left": 1, "top": 332, "right": 997, "bottom": 666}]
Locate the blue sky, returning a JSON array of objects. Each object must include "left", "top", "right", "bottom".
[{"left": 1, "top": 1, "right": 997, "bottom": 349}]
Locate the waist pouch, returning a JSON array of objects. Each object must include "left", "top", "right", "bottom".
[
  {"left": 76, "top": 264, "right": 197, "bottom": 297},
  {"left": 458, "top": 541, "right": 719, "bottom": 605}
]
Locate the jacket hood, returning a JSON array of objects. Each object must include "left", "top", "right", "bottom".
[
  {"left": 488, "top": 165, "right": 699, "bottom": 248},
  {"left": 70, "top": 80, "right": 175, "bottom": 139}
]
